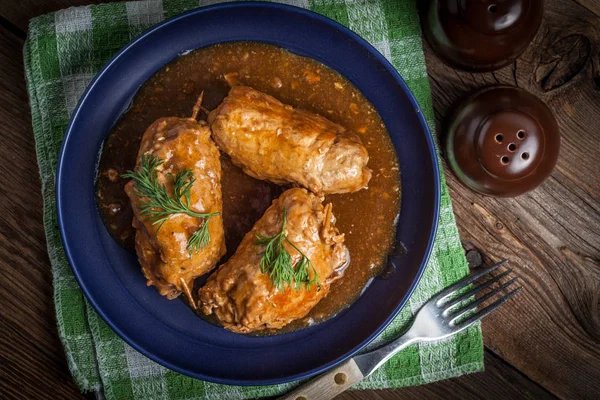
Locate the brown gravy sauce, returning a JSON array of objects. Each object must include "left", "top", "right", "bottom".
[{"left": 95, "top": 42, "right": 401, "bottom": 333}]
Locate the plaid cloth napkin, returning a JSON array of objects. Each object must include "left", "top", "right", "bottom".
[{"left": 23, "top": 1, "right": 483, "bottom": 398}]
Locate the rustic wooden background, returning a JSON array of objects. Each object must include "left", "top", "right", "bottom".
[{"left": 0, "top": 0, "right": 599, "bottom": 399}]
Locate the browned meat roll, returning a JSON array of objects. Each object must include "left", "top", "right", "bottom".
[
  {"left": 208, "top": 86, "right": 372, "bottom": 195},
  {"left": 124, "top": 99, "right": 226, "bottom": 307},
  {"left": 199, "top": 188, "right": 348, "bottom": 333}
]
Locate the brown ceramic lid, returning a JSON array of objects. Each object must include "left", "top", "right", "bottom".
[
  {"left": 445, "top": 86, "right": 560, "bottom": 197},
  {"left": 421, "top": 0, "right": 544, "bottom": 72}
]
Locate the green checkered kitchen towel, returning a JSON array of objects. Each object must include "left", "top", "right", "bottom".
[{"left": 23, "top": 1, "right": 483, "bottom": 399}]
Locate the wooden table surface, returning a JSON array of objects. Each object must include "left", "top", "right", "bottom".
[{"left": 1, "top": 1, "right": 599, "bottom": 399}]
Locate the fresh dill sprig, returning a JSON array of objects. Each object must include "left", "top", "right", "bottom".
[
  {"left": 256, "top": 208, "right": 319, "bottom": 292},
  {"left": 122, "top": 154, "right": 219, "bottom": 254},
  {"left": 187, "top": 220, "right": 211, "bottom": 254}
]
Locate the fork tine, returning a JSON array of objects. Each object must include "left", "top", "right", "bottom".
[
  {"left": 435, "top": 259, "right": 508, "bottom": 305},
  {"left": 449, "top": 277, "right": 519, "bottom": 322},
  {"left": 454, "top": 286, "right": 522, "bottom": 328},
  {"left": 442, "top": 268, "right": 513, "bottom": 312}
]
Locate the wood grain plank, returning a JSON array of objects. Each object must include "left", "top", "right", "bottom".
[
  {"left": 573, "top": 0, "right": 600, "bottom": 17},
  {"left": 0, "top": 26, "right": 88, "bottom": 400},
  {"left": 423, "top": 1, "right": 600, "bottom": 399}
]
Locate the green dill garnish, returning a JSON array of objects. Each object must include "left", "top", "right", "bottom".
[
  {"left": 122, "top": 154, "right": 219, "bottom": 255},
  {"left": 256, "top": 208, "right": 319, "bottom": 292},
  {"left": 186, "top": 222, "right": 212, "bottom": 254}
]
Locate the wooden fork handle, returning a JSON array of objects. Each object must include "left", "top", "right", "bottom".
[{"left": 278, "top": 358, "right": 365, "bottom": 400}]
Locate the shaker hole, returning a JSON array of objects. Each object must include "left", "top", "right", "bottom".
[
  {"left": 508, "top": 143, "right": 516, "bottom": 151},
  {"left": 488, "top": 4, "right": 498, "bottom": 13},
  {"left": 501, "top": 156, "right": 509, "bottom": 164},
  {"left": 521, "top": 152, "right": 530, "bottom": 160},
  {"left": 495, "top": 134, "right": 504, "bottom": 143},
  {"left": 517, "top": 130, "right": 526, "bottom": 139}
]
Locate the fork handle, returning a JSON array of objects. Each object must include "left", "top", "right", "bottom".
[{"left": 278, "top": 358, "right": 364, "bottom": 400}]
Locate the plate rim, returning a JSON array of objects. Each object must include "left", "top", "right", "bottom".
[{"left": 56, "top": 1, "right": 440, "bottom": 385}]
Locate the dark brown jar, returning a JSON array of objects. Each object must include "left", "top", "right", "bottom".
[
  {"left": 421, "top": 0, "right": 544, "bottom": 72},
  {"left": 445, "top": 86, "right": 560, "bottom": 197}
]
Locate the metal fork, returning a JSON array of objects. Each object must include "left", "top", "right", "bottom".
[{"left": 280, "top": 260, "right": 521, "bottom": 400}]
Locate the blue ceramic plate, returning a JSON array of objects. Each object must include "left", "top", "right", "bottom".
[{"left": 57, "top": 2, "right": 440, "bottom": 385}]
